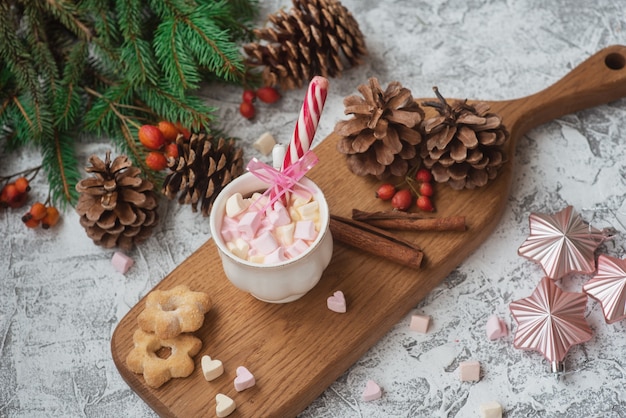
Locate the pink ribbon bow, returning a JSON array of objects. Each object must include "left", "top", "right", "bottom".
[{"left": 246, "top": 150, "right": 319, "bottom": 211}]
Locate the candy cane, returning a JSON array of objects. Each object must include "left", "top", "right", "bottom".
[{"left": 282, "top": 76, "right": 329, "bottom": 170}]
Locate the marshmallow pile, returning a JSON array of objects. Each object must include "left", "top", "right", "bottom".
[{"left": 220, "top": 189, "right": 321, "bottom": 264}]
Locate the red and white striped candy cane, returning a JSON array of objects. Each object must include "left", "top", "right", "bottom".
[{"left": 282, "top": 76, "right": 329, "bottom": 170}]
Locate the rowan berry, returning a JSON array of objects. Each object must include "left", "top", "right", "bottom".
[
  {"left": 416, "top": 195, "right": 434, "bottom": 212},
  {"left": 14, "top": 177, "right": 30, "bottom": 193},
  {"left": 415, "top": 168, "right": 433, "bottom": 183},
  {"left": 164, "top": 142, "right": 179, "bottom": 160},
  {"left": 145, "top": 151, "right": 169, "bottom": 171},
  {"left": 391, "top": 189, "right": 413, "bottom": 211},
  {"left": 242, "top": 89, "right": 256, "bottom": 104},
  {"left": 418, "top": 182, "right": 434, "bottom": 197},
  {"left": 41, "top": 206, "right": 60, "bottom": 229},
  {"left": 256, "top": 86, "right": 281, "bottom": 104},
  {"left": 157, "top": 121, "right": 180, "bottom": 143},
  {"left": 376, "top": 183, "right": 396, "bottom": 201},
  {"left": 239, "top": 101, "right": 255, "bottom": 119},
  {"left": 22, "top": 202, "right": 47, "bottom": 223},
  {"left": 138, "top": 125, "right": 166, "bottom": 150}
]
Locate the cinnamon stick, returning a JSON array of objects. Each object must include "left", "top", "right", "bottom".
[
  {"left": 329, "top": 214, "right": 423, "bottom": 269},
  {"left": 352, "top": 209, "right": 466, "bottom": 232}
]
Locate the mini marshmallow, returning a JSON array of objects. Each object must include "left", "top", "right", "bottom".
[
  {"left": 272, "top": 144, "right": 286, "bottom": 170},
  {"left": 215, "top": 393, "right": 236, "bottom": 417},
  {"left": 288, "top": 206, "right": 301, "bottom": 222},
  {"left": 249, "top": 254, "right": 265, "bottom": 264},
  {"left": 294, "top": 220, "right": 317, "bottom": 241},
  {"left": 250, "top": 230, "right": 279, "bottom": 255},
  {"left": 264, "top": 247, "right": 287, "bottom": 264},
  {"left": 237, "top": 211, "right": 262, "bottom": 238},
  {"left": 285, "top": 239, "right": 309, "bottom": 258},
  {"left": 479, "top": 401, "right": 503, "bottom": 418},
  {"left": 409, "top": 314, "right": 430, "bottom": 333},
  {"left": 327, "top": 290, "right": 346, "bottom": 313},
  {"left": 225, "top": 192, "right": 248, "bottom": 217},
  {"left": 201, "top": 355, "right": 224, "bottom": 381},
  {"left": 486, "top": 315, "right": 508, "bottom": 340},
  {"left": 459, "top": 360, "right": 481, "bottom": 382},
  {"left": 275, "top": 223, "right": 296, "bottom": 247},
  {"left": 220, "top": 216, "right": 240, "bottom": 242},
  {"left": 248, "top": 192, "right": 269, "bottom": 210},
  {"left": 268, "top": 202, "right": 291, "bottom": 226},
  {"left": 291, "top": 192, "right": 312, "bottom": 208},
  {"left": 253, "top": 131, "right": 277, "bottom": 156},
  {"left": 111, "top": 251, "right": 134, "bottom": 274},
  {"left": 296, "top": 200, "right": 320, "bottom": 221},
  {"left": 234, "top": 366, "right": 255, "bottom": 392},
  {"left": 361, "top": 379, "right": 382, "bottom": 402},
  {"left": 227, "top": 238, "right": 250, "bottom": 260}
]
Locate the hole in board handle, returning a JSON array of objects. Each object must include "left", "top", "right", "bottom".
[{"left": 605, "top": 52, "right": 626, "bottom": 70}]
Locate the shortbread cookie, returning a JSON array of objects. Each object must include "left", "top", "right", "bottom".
[
  {"left": 137, "top": 285, "right": 211, "bottom": 339},
  {"left": 126, "top": 328, "right": 202, "bottom": 388}
]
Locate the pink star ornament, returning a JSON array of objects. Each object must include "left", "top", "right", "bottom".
[
  {"left": 583, "top": 254, "right": 626, "bottom": 324},
  {"left": 518, "top": 206, "right": 606, "bottom": 280},
  {"left": 510, "top": 277, "right": 593, "bottom": 366}
]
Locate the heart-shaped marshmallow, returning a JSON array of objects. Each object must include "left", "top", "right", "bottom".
[
  {"left": 201, "top": 355, "right": 224, "bottom": 381},
  {"left": 361, "top": 379, "right": 382, "bottom": 401},
  {"left": 327, "top": 290, "right": 346, "bottom": 313},
  {"left": 234, "top": 366, "right": 256, "bottom": 392},
  {"left": 215, "top": 393, "right": 236, "bottom": 417}
]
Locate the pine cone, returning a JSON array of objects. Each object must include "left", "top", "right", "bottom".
[
  {"left": 420, "top": 87, "right": 510, "bottom": 190},
  {"left": 243, "top": 0, "right": 366, "bottom": 90},
  {"left": 162, "top": 132, "right": 244, "bottom": 216},
  {"left": 335, "top": 78, "right": 424, "bottom": 179},
  {"left": 75, "top": 152, "right": 159, "bottom": 250}
]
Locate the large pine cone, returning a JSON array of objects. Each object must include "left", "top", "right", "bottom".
[
  {"left": 335, "top": 78, "right": 423, "bottom": 179},
  {"left": 243, "top": 0, "right": 367, "bottom": 90},
  {"left": 421, "top": 87, "right": 510, "bottom": 190},
  {"left": 76, "top": 152, "right": 159, "bottom": 250},
  {"left": 162, "top": 132, "right": 244, "bottom": 216}
]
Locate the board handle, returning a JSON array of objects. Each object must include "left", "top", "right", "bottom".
[{"left": 507, "top": 44, "right": 626, "bottom": 135}]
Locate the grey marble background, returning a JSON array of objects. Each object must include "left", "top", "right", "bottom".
[{"left": 2, "top": 0, "right": 626, "bottom": 417}]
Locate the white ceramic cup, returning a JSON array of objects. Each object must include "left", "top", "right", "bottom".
[{"left": 209, "top": 172, "right": 333, "bottom": 303}]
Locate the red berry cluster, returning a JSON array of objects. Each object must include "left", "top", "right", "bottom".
[
  {"left": 138, "top": 121, "right": 190, "bottom": 171},
  {"left": 21, "top": 201, "right": 60, "bottom": 229},
  {"left": 1, "top": 166, "right": 62, "bottom": 229},
  {"left": 239, "top": 86, "right": 281, "bottom": 119},
  {"left": 375, "top": 168, "right": 435, "bottom": 212}
]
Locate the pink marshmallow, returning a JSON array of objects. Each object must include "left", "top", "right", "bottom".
[
  {"left": 486, "top": 315, "right": 508, "bottom": 340},
  {"left": 264, "top": 247, "right": 287, "bottom": 264},
  {"left": 268, "top": 202, "right": 291, "bottom": 226},
  {"left": 294, "top": 220, "right": 317, "bottom": 241},
  {"left": 285, "top": 239, "right": 309, "bottom": 259},
  {"left": 250, "top": 231, "right": 279, "bottom": 255},
  {"left": 111, "top": 251, "right": 134, "bottom": 274},
  {"left": 237, "top": 211, "right": 262, "bottom": 238},
  {"left": 459, "top": 360, "right": 481, "bottom": 382},
  {"left": 409, "top": 314, "right": 430, "bottom": 333}
]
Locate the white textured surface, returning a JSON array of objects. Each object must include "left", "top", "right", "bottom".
[{"left": 2, "top": 0, "right": 626, "bottom": 416}]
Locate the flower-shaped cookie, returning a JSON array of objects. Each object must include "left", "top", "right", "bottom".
[
  {"left": 126, "top": 329, "right": 202, "bottom": 388},
  {"left": 137, "top": 285, "right": 212, "bottom": 339}
]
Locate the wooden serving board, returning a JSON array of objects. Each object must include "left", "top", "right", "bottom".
[{"left": 111, "top": 45, "right": 626, "bottom": 417}]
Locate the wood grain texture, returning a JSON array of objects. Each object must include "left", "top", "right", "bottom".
[{"left": 111, "top": 45, "right": 626, "bottom": 417}]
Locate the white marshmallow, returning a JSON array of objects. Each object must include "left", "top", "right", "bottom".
[
  {"left": 296, "top": 200, "right": 319, "bottom": 221},
  {"left": 275, "top": 222, "right": 295, "bottom": 247},
  {"left": 227, "top": 238, "right": 250, "bottom": 260},
  {"left": 225, "top": 192, "right": 249, "bottom": 217},
  {"left": 253, "top": 132, "right": 277, "bottom": 156}
]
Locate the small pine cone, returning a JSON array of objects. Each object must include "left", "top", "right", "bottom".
[
  {"left": 162, "top": 132, "right": 244, "bottom": 216},
  {"left": 335, "top": 77, "right": 424, "bottom": 179},
  {"left": 243, "top": 0, "right": 367, "bottom": 90},
  {"left": 75, "top": 152, "right": 159, "bottom": 250},
  {"left": 420, "top": 87, "right": 510, "bottom": 190}
]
